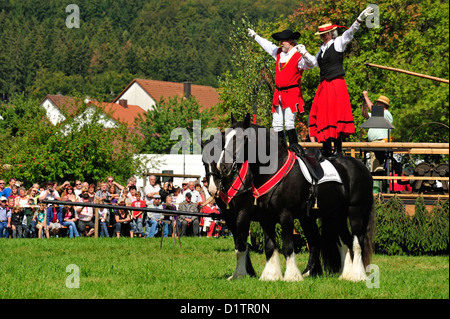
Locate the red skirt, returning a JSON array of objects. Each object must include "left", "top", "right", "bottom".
[{"left": 309, "top": 76, "right": 355, "bottom": 142}]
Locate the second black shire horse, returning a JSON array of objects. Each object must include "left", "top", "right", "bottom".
[{"left": 213, "top": 114, "right": 375, "bottom": 282}]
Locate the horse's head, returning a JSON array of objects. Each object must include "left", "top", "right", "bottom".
[{"left": 202, "top": 130, "right": 225, "bottom": 197}]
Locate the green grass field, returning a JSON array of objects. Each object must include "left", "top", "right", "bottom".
[{"left": 1, "top": 237, "right": 448, "bottom": 299}]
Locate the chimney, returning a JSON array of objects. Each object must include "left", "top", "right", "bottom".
[
  {"left": 118, "top": 99, "right": 128, "bottom": 108},
  {"left": 183, "top": 81, "right": 191, "bottom": 99}
]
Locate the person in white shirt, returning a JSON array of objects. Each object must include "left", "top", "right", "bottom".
[
  {"left": 247, "top": 27, "right": 313, "bottom": 153},
  {"left": 144, "top": 175, "right": 160, "bottom": 206},
  {"left": 184, "top": 181, "right": 202, "bottom": 204},
  {"left": 296, "top": 6, "right": 374, "bottom": 157}
]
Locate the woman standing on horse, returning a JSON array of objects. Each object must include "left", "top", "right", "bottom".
[{"left": 297, "top": 6, "right": 374, "bottom": 157}]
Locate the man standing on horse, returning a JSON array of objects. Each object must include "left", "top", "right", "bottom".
[{"left": 247, "top": 27, "right": 315, "bottom": 155}]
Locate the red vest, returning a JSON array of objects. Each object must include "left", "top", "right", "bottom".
[{"left": 273, "top": 48, "right": 305, "bottom": 113}]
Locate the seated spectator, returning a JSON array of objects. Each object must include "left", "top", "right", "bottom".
[
  {"left": 35, "top": 203, "right": 49, "bottom": 239},
  {"left": 178, "top": 192, "right": 199, "bottom": 237},
  {"left": 114, "top": 201, "right": 131, "bottom": 238},
  {"left": 62, "top": 205, "right": 80, "bottom": 238},
  {"left": 146, "top": 194, "right": 168, "bottom": 238},
  {"left": 47, "top": 202, "right": 63, "bottom": 237},
  {"left": 98, "top": 200, "right": 110, "bottom": 238},
  {"left": 202, "top": 199, "right": 221, "bottom": 238},
  {"left": 75, "top": 193, "right": 95, "bottom": 236},
  {"left": 130, "top": 192, "right": 145, "bottom": 238},
  {"left": 108, "top": 184, "right": 120, "bottom": 201},
  {"left": 8, "top": 184, "right": 19, "bottom": 201},
  {"left": 128, "top": 185, "right": 138, "bottom": 203},
  {"left": 11, "top": 205, "right": 24, "bottom": 238},
  {"left": 0, "top": 196, "right": 11, "bottom": 238}
]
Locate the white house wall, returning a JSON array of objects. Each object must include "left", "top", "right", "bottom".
[
  {"left": 134, "top": 154, "right": 206, "bottom": 189},
  {"left": 116, "top": 82, "right": 156, "bottom": 111},
  {"left": 41, "top": 99, "right": 66, "bottom": 125}
]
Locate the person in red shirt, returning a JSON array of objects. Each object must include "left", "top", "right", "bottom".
[
  {"left": 130, "top": 192, "right": 146, "bottom": 238},
  {"left": 202, "top": 199, "right": 221, "bottom": 238}
]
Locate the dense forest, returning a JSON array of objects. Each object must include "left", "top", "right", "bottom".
[{"left": 0, "top": 0, "right": 298, "bottom": 102}]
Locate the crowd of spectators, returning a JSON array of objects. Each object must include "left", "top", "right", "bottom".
[{"left": 0, "top": 175, "right": 224, "bottom": 239}]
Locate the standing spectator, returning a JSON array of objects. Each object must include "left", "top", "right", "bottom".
[
  {"left": 362, "top": 92, "right": 394, "bottom": 172},
  {"left": 11, "top": 206, "right": 24, "bottom": 238},
  {"left": 8, "top": 184, "right": 19, "bottom": 200},
  {"left": 39, "top": 181, "right": 61, "bottom": 203},
  {"left": 114, "top": 201, "right": 131, "bottom": 238},
  {"left": 130, "top": 192, "right": 146, "bottom": 238},
  {"left": 163, "top": 195, "right": 179, "bottom": 237},
  {"left": 185, "top": 181, "right": 202, "bottom": 204},
  {"left": 75, "top": 193, "right": 95, "bottom": 237},
  {"left": 95, "top": 181, "right": 110, "bottom": 202},
  {"left": 118, "top": 188, "right": 132, "bottom": 206},
  {"left": 159, "top": 181, "right": 170, "bottom": 203},
  {"left": 178, "top": 193, "right": 199, "bottom": 237},
  {"left": 74, "top": 180, "right": 83, "bottom": 197},
  {"left": 146, "top": 194, "right": 167, "bottom": 238},
  {"left": 0, "top": 196, "right": 12, "bottom": 238},
  {"left": 64, "top": 185, "right": 79, "bottom": 202},
  {"left": 15, "top": 187, "right": 29, "bottom": 207},
  {"left": 47, "top": 203, "right": 63, "bottom": 237},
  {"left": 144, "top": 175, "right": 160, "bottom": 206},
  {"left": 128, "top": 185, "right": 138, "bottom": 203},
  {"left": 0, "top": 180, "right": 7, "bottom": 198},
  {"left": 62, "top": 205, "right": 80, "bottom": 238},
  {"left": 106, "top": 176, "right": 123, "bottom": 194},
  {"left": 108, "top": 185, "right": 120, "bottom": 201},
  {"left": 87, "top": 184, "right": 96, "bottom": 202},
  {"left": 27, "top": 186, "right": 40, "bottom": 204},
  {"left": 173, "top": 187, "right": 184, "bottom": 209},
  {"left": 35, "top": 202, "right": 49, "bottom": 239},
  {"left": 2, "top": 177, "right": 16, "bottom": 198},
  {"left": 22, "top": 198, "right": 37, "bottom": 238},
  {"left": 180, "top": 180, "right": 189, "bottom": 195},
  {"left": 201, "top": 178, "right": 211, "bottom": 201}
]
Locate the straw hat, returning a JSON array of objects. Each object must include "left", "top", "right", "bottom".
[
  {"left": 315, "top": 23, "right": 338, "bottom": 35},
  {"left": 374, "top": 95, "right": 391, "bottom": 108}
]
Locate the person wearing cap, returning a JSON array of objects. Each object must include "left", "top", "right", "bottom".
[
  {"left": 0, "top": 196, "right": 11, "bottom": 238},
  {"left": 296, "top": 6, "right": 374, "bottom": 156},
  {"left": 362, "top": 91, "right": 394, "bottom": 171},
  {"left": 178, "top": 192, "right": 199, "bottom": 237},
  {"left": 146, "top": 194, "right": 168, "bottom": 238},
  {"left": 247, "top": 27, "right": 313, "bottom": 154}
]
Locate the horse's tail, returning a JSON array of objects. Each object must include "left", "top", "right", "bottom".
[
  {"left": 362, "top": 199, "right": 376, "bottom": 267},
  {"left": 320, "top": 217, "right": 342, "bottom": 274}
]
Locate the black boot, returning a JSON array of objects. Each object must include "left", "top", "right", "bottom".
[
  {"left": 321, "top": 139, "right": 333, "bottom": 157},
  {"left": 333, "top": 135, "right": 343, "bottom": 157},
  {"left": 286, "top": 129, "right": 304, "bottom": 156},
  {"left": 277, "top": 130, "right": 287, "bottom": 149}
]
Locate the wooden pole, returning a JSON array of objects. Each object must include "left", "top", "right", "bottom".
[
  {"left": 94, "top": 200, "right": 99, "bottom": 238},
  {"left": 365, "top": 63, "right": 449, "bottom": 84}
]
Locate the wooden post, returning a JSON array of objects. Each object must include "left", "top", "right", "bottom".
[
  {"left": 94, "top": 200, "right": 99, "bottom": 238},
  {"left": 365, "top": 62, "right": 449, "bottom": 84}
]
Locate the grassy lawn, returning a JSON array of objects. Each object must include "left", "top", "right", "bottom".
[{"left": 0, "top": 236, "right": 448, "bottom": 299}]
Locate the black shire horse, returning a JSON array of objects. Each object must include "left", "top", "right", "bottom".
[
  {"left": 214, "top": 114, "right": 375, "bottom": 282},
  {"left": 202, "top": 129, "right": 257, "bottom": 279}
]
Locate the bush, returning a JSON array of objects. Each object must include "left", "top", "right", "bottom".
[{"left": 249, "top": 196, "right": 449, "bottom": 256}]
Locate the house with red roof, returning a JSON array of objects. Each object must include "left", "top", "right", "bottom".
[{"left": 112, "top": 78, "right": 221, "bottom": 112}]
